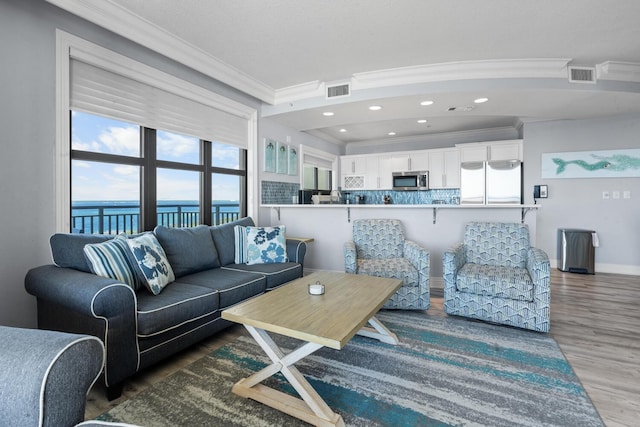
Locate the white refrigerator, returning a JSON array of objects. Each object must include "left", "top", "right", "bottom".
[{"left": 460, "top": 160, "right": 522, "bottom": 205}]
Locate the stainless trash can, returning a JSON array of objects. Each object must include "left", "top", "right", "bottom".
[{"left": 557, "top": 229, "right": 596, "bottom": 274}]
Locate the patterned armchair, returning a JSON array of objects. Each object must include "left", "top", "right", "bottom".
[
  {"left": 443, "top": 222, "right": 550, "bottom": 332},
  {"left": 344, "top": 219, "right": 430, "bottom": 310}
]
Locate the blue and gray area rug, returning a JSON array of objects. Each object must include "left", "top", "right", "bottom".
[{"left": 98, "top": 311, "right": 604, "bottom": 426}]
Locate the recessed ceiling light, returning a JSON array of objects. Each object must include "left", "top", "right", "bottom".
[
  {"left": 369, "top": 105, "right": 382, "bottom": 111},
  {"left": 339, "top": 128, "right": 347, "bottom": 133},
  {"left": 417, "top": 119, "right": 428, "bottom": 124},
  {"left": 322, "top": 111, "right": 334, "bottom": 116},
  {"left": 388, "top": 132, "right": 396, "bottom": 136},
  {"left": 474, "top": 97, "right": 489, "bottom": 104},
  {"left": 420, "top": 100, "right": 434, "bottom": 106}
]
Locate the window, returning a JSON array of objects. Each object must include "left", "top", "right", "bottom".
[
  {"left": 57, "top": 31, "right": 257, "bottom": 234},
  {"left": 303, "top": 165, "right": 332, "bottom": 191},
  {"left": 300, "top": 145, "right": 338, "bottom": 191},
  {"left": 71, "top": 111, "right": 247, "bottom": 234}
]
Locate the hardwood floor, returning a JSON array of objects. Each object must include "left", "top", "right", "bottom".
[{"left": 85, "top": 270, "right": 640, "bottom": 426}]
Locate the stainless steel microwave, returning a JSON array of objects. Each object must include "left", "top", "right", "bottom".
[{"left": 392, "top": 171, "right": 429, "bottom": 191}]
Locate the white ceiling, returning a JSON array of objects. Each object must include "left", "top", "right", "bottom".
[{"left": 54, "top": 0, "right": 640, "bottom": 147}]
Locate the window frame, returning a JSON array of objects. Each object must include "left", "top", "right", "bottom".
[{"left": 56, "top": 30, "right": 257, "bottom": 233}]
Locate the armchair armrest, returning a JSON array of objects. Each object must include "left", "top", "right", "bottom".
[
  {"left": 442, "top": 243, "right": 466, "bottom": 289},
  {"left": 403, "top": 240, "right": 430, "bottom": 279},
  {"left": 527, "top": 247, "right": 551, "bottom": 290},
  {"left": 0, "top": 326, "right": 103, "bottom": 427},
  {"left": 344, "top": 241, "right": 357, "bottom": 273}
]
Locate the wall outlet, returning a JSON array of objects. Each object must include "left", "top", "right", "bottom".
[
  {"left": 613, "top": 190, "right": 620, "bottom": 199},
  {"left": 623, "top": 190, "right": 631, "bottom": 199},
  {"left": 602, "top": 191, "right": 610, "bottom": 199}
]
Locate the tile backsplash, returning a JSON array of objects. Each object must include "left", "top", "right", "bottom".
[
  {"left": 262, "top": 181, "right": 300, "bottom": 204},
  {"left": 261, "top": 180, "right": 460, "bottom": 205}
]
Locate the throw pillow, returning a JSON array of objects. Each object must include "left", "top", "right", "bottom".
[
  {"left": 125, "top": 233, "right": 175, "bottom": 295},
  {"left": 245, "top": 226, "right": 288, "bottom": 265},
  {"left": 234, "top": 225, "right": 248, "bottom": 264},
  {"left": 83, "top": 234, "right": 141, "bottom": 290},
  {"left": 154, "top": 225, "right": 220, "bottom": 277}
]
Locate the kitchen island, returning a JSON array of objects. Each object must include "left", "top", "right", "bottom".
[{"left": 264, "top": 204, "right": 539, "bottom": 284}]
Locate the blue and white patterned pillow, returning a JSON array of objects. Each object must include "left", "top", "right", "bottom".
[
  {"left": 234, "top": 225, "right": 248, "bottom": 264},
  {"left": 245, "top": 226, "right": 288, "bottom": 265},
  {"left": 83, "top": 234, "right": 141, "bottom": 290},
  {"left": 125, "top": 233, "right": 175, "bottom": 295}
]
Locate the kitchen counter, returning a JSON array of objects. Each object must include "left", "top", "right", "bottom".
[{"left": 264, "top": 204, "right": 539, "bottom": 278}]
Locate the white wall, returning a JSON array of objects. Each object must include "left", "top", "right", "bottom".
[
  {"left": 257, "top": 118, "right": 342, "bottom": 225},
  {"left": 0, "top": 0, "right": 259, "bottom": 327},
  {"left": 523, "top": 115, "right": 640, "bottom": 274}
]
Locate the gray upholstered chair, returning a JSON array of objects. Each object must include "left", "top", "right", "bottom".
[
  {"left": 443, "top": 222, "right": 551, "bottom": 332},
  {"left": 0, "top": 326, "right": 104, "bottom": 427},
  {"left": 344, "top": 219, "right": 430, "bottom": 310}
]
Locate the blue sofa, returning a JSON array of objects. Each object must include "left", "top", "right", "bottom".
[{"left": 25, "top": 217, "right": 306, "bottom": 400}]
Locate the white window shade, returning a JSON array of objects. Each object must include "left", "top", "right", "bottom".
[
  {"left": 303, "top": 153, "right": 334, "bottom": 169},
  {"left": 70, "top": 59, "right": 248, "bottom": 148}
]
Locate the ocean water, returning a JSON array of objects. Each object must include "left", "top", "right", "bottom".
[{"left": 71, "top": 200, "right": 240, "bottom": 234}]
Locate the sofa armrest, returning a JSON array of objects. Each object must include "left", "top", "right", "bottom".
[
  {"left": 403, "top": 240, "right": 430, "bottom": 281},
  {"left": 442, "top": 243, "right": 466, "bottom": 290},
  {"left": 344, "top": 241, "right": 357, "bottom": 273},
  {"left": 25, "top": 265, "right": 135, "bottom": 319},
  {"left": 285, "top": 239, "right": 307, "bottom": 265},
  {"left": 25, "top": 265, "right": 139, "bottom": 390},
  {"left": 0, "top": 326, "right": 103, "bottom": 427}
]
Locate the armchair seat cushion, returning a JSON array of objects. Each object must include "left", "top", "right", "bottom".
[
  {"left": 357, "top": 257, "right": 419, "bottom": 288},
  {"left": 456, "top": 263, "right": 534, "bottom": 301}
]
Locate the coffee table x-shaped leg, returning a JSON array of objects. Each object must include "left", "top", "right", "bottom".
[{"left": 231, "top": 316, "right": 398, "bottom": 427}]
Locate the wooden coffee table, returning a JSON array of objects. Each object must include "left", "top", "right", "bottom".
[{"left": 222, "top": 271, "right": 402, "bottom": 427}]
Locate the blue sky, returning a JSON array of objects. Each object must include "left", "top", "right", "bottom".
[{"left": 71, "top": 111, "right": 240, "bottom": 201}]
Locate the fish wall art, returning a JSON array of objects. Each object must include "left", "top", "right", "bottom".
[{"left": 541, "top": 148, "right": 640, "bottom": 178}]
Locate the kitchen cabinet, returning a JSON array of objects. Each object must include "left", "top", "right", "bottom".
[
  {"left": 428, "top": 149, "right": 460, "bottom": 189},
  {"left": 341, "top": 155, "right": 380, "bottom": 190},
  {"left": 340, "top": 155, "right": 368, "bottom": 175},
  {"left": 489, "top": 140, "right": 522, "bottom": 161},
  {"left": 458, "top": 140, "right": 523, "bottom": 162}
]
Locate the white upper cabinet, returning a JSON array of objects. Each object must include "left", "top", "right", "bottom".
[
  {"left": 428, "top": 149, "right": 460, "bottom": 189},
  {"left": 407, "top": 151, "right": 430, "bottom": 171},
  {"left": 459, "top": 144, "right": 488, "bottom": 163},
  {"left": 488, "top": 140, "right": 523, "bottom": 161},
  {"left": 458, "top": 140, "right": 523, "bottom": 163},
  {"left": 341, "top": 155, "right": 380, "bottom": 190}
]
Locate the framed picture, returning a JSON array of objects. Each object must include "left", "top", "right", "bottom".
[
  {"left": 541, "top": 148, "right": 640, "bottom": 179},
  {"left": 264, "top": 139, "right": 276, "bottom": 173},
  {"left": 288, "top": 146, "right": 298, "bottom": 176},
  {"left": 276, "top": 141, "right": 288, "bottom": 174}
]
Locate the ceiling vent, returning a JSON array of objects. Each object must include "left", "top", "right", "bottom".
[
  {"left": 326, "top": 83, "right": 350, "bottom": 99},
  {"left": 568, "top": 66, "right": 596, "bottom": 84}
]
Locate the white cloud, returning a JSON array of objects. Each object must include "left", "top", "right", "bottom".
[
  {"left": 157, "top": 132, "right": 198, "bottom": 160},
  {"left": 98, "top": 126, "right": 139, "bottom": 156}
]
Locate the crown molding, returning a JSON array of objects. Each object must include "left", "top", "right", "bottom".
[
  {"left": 596, "top": 61, "right": 640, "bottom": 83},
  {"left": 350, "top": 58, "right": 572, "bottom": 90},
  {"left": 343, "top": 126, "right": 520, "bottom": 153},
  {"left": 274, "top": 81, "right": 326, "bottom": 105},
  {"left": 271, "top": 58, "right": 573, "bottom": 105},
  {"left": 46, "top": 0, "right": 275, "bottom": 103}
]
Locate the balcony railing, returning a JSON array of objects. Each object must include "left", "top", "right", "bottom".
[{"left": 71, "top": 202, "right": 240, "bottom": 234}]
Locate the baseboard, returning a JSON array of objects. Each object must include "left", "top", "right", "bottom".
[{"left": 550, "top": 260, "right": 640, "bottom": 276}]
